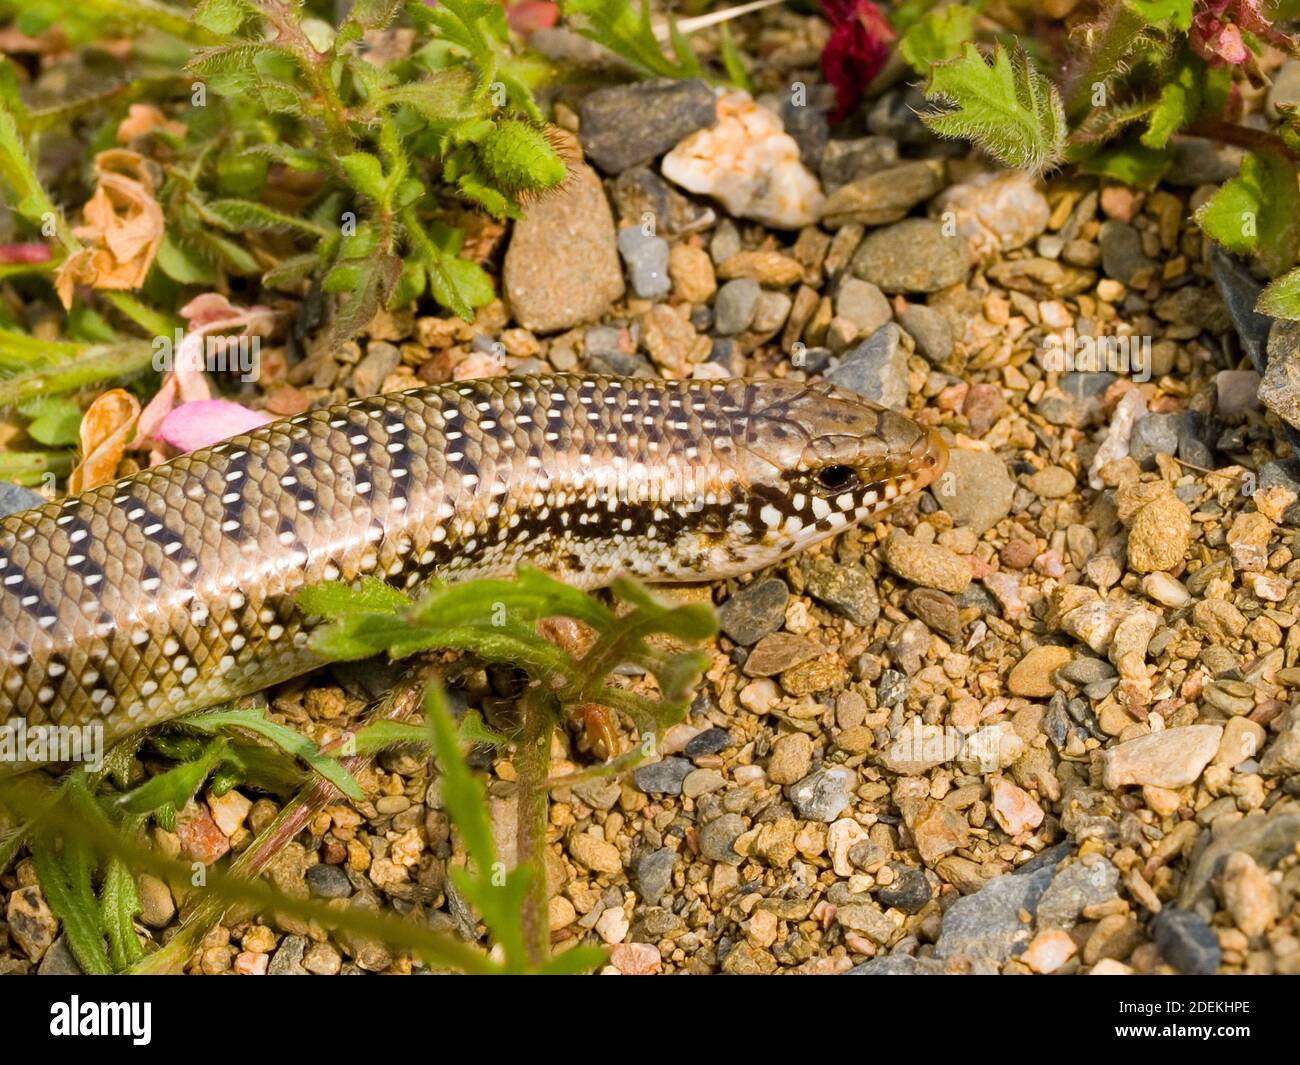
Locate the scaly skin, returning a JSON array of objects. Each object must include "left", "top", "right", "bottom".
[{"left": 0, "top": 374, "right": 946, "bottom": 772}]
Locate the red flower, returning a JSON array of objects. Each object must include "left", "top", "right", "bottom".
[{"left": 821, "top": 0, "right": 896, "bottom": 122}]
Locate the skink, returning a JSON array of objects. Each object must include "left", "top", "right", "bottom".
[{"left": 0, "top": 374, "right": 946, "bottom": 771}]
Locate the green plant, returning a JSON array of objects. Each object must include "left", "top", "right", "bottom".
[
  {"left": 1, "top": 567, "right": 716, "bottom": 974},
  {"left": 891, "top": 0, "right": 1300, "bottom": 317}
]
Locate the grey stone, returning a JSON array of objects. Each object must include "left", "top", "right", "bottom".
[
  {"left": 1036, "top": 858, "right": 1119, "bottom": 928},
  {"left": 820, "top": 161, "right": 945, "bottom": 228},
  {"left": 1166, "top": 137, "right": 1243, "bottom": 187},
  {"left": 788, "top": 767, "right": 855, "bottom": 822},
  {"left": 350, "top": 342, "right": 401, "bottom": 396},
  {"left": 1261, "top": 318, "right": 1300, "bottom": 431},
  {"left": 714, "top": 278, "right": 761, "bottom": 335},
  {"left": 698, "top": 813, "right": 746, "bottom": 864},
  {"left": 834, "top": 277, "right": 891, "bottom": 334},
  {"left": 1130, "top": 413, "right": 1181, "bottom": 465},
  {"left": 930, "top": 449, "right": 1015, "bottom": 534},
  {"left": 717, "top": 577, "right": 789, "bottom": 646},
  {"left": 875, "top": 865, "right": 932, "bottom": 914},
  {"left": 268, "top": 934, "right": 309, "bottom": 975},
  {"left": 899, "top": 303, "right": 953, "bottom": 363},
  {"left": 36, "top": 936, "right": 82, "bottom": 976},
  {"left": 616, "top": 226, "right": 671, "bottom": 299},
  {"left": 826, "top": 323, "right": 909, "bottom": 410},
  {"left": 819, "top": 136, "right": 900, "bottom": 191},
  {"left": 633, "top": 757, "right": 693, "bottom": 795},
  {"left": 1099, "top": 221, "right": 1154, "bottom": 284},
  {"left": 846, "top": 953, "right": 943, "bottom": 974},
  {"left": 305, "top": 862, "right": 354, "bottom": 900},
  {"left": 1153, "top": 908, "right": 1221, "bottom": 975},
  {"left": 866, "top": 87, "right": 933, "bottom": 146},
  {"left": 934, "top": 866, "right": 1054, "bottom": 964},
  {"left": 800, "top": 557, "right": 879, "bottom": 627},
  {"left": 634, "top": 847, "right": 677, "bottom": 905},
  {"left": 778, "top": 92, "right": 831, "bottom": 168},
  {"left": 579, "top": 78, "right": 717, "bottom": 174},
  {"left": 1210, "top": 246, "right": 1272, "bottom": 376},
  {"left": 684, "top": 727, "right": 732, "bottom": 758},
  {"left": 850, "top": 219, "right": 972, "bottom": 294},
  {"left": 0, "top": 482, "right": 43, "bottom": 518},
  {"left": 609, "top": 166, "right": 716, "bottom": 237}
]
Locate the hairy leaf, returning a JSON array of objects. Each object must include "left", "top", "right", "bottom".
[
  {"left": 1142, "top": 49, "right": 1203, "bottom": 148},
  {"left": 899, "top": 3, "right": 979, "bottom": 75},
  {"left": 1195, "top": 149, "right": 1300, "bottom": 276},
  {"left": 921, "top": 43, "right": 1067, "bottom": 173},
  {"left": 1258, "top": 267, "right": 1300, "bottom": 319}
]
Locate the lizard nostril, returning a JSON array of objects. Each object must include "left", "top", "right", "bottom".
[{"left": 912, "top": 430, "right": 948, "bottom": 486}]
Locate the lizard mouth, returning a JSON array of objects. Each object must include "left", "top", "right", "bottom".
[{"left": 910, "top": 429, "right": 948, "bottom": 492}]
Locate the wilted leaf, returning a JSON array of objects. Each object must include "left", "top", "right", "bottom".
[
  {"left": 115, "top": 104, "right": 185, "bottom": 144},
  {"left": 54, "top": 150, "right": 164, "bottom": 309},
  {"left": 68, "top": 387, "right": 140, "bottom": 493}
]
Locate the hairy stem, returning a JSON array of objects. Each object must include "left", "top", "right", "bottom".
[
  {"left": 1062, "top": 4, "right": 1147, "bottom": 123},
  {"left": 514, "top": 690, "right": 556, "bottom": 969},
  {"left": 1188, "top": 119, "right": 1300, "bottom": 164}
]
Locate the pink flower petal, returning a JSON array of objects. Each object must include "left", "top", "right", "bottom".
[
  {"left": 0, "top": 243, "right": 52, "bottom": 264},
  {"left": 506, "top": 0, "right": 557, "bottom": 33},
  {"left": 158, "top": 399, "right": 273, "bottom": 453}
]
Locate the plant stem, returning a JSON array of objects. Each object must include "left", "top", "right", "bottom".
[
  {"left": 0, "top": 450, "right": 73, "bottom": 485},
  {"left": 128, "top": 663, "right": 437, "bottom": 974},
  {"left": 1188, "top": 119, "right": 1300, "bottom": 164},
  {"left": 0, "top": 341, "right": 156, "bottom": 408},
  {"left": 513, "top": 690, "right": 556, "bottom": 969}
]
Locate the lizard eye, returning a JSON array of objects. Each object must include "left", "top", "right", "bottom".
[{"left": 816, "top": 465, "right": 858, "bottom": 492}]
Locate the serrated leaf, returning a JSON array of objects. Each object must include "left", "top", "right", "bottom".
[
  {"left": 921, "top": 43, "right": 1066, "bottom": 173},
  {"left": 426, "top": 253, "right": 493, "bottom": 320},
  {"left": 899, "top": 4, "right": 979, "bottom": 75},
  {"left": 1195, "top": 150, "right": 1300, "bottom": 276}
]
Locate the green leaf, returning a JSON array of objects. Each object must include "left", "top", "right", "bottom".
[
  {"left": 193, "top": 0, "right": 257, "bottom": 35},
  {"left": 116, "top": 740, "right": 228, "bottom": 815},
  {"left": 1075, "top": 140, "right": 1170, "bottom": 188},
  {"left": 899, "top": 4, "right": 979, "bottom": 75},
  {"left": 1257, "top": 266, "right": 1300, "bottom": 319},
  {"left": 100, "top": 852, "right": 145, "bottom": 971},
  {"left": 30, "top": 824, "right": 111, "bottom": 975},
  {"left": 920, "top": 43, "right": 1066, "bottom": 173},
  {"left": 182, "top": 708, "right": 366, "bottom": 802},
  {"left": 1142, "top": 50, "right": 1202, "bottom": 149},
  {"left": 1123, "top": 0, "right": 1193, "bottom": 30},
  {"left": 339, "top": 152, "right": 388, "bottom": 201},
  {"left": 1195, "top": 150, "right": 1300, "bottom": 276},
  {"left": 718, "top": 23, "right": 753, "bottom": 93},
  {"left": 156, "top": 233, "right": 218, "bottom": 286},
  {"left": 561, "top": 0, "right": 706, "bottom": 80},
  {"left": 298, "top": 577, "right": 413, "bottom": 618},
  {"left": 21, "top": 396, "right": 82, "bottom": 446},
  {"left": 205, "top": 199, "right": 332, "bottom": 237}
]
